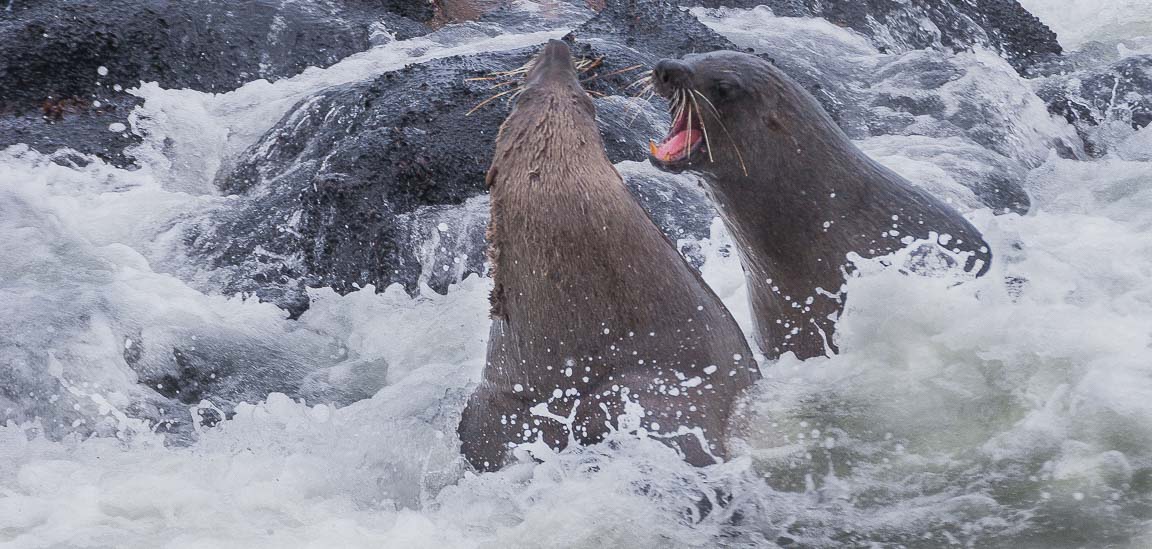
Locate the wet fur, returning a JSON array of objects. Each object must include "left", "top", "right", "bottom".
[
  {"left": 459, "top": 41, "right": 760, "bottom": 472},
  {"left": 650, "top": 51, "right": 992, "bottom": 360}
]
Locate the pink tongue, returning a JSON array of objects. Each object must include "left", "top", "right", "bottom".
[{"left": 655, "top": 129, "right": 701, "bottom": 161}]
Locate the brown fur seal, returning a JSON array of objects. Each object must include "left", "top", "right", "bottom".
[
  {"left": 458, "top": 40, "right": 761, "bottom": 472},
  {"left": 647, "top": 51, "right": 992, "bottom": 360}
]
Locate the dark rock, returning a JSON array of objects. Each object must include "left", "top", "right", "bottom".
[
  {"left": 855, "top": 48, "right": 1088, "bottom": 213},
  {"left": 617, "top": 163, "right": 718, "bottom": 268},
  {"left": 1036, "top": 54, "right": 1152, "bottom": 156},
  {"left": 956, "top": 0, "right": 1063, "bottom": 71},
  {"left": 194, "top": 0, "right": 1055, "bottom": 317},
  {"left": 0, "top": 188, "right": 382, "bottom": 443},
  {"left": 192, "top": 51, "right": 529, "bottom": 311},
  {"left": 704, "top": 5, "right": 1083, "bottom": 213},
  {"left": 0, "top": 94, "right": 143, "bottom": 167},
  {"left": 344, "top": 0, "right": 437, "bottom": 22},
  {"left": 867, "top": 49, "right": 1066, "bottom": 162},
  {"left": 193, "top": 0, "right": 734, "bottom": 315},
  {"left": 0, "top": 0, "right": 429, "bottom": 163},
  {"left": 193, "top": 42, "right": 680, "bottom": 309},
  {"left": 680, "top": 0, "right": 1061, "bottom": 73},
  {"left": 127, "top": 332, "right": 370, "bottom": 414},
  {"left": 576, "top": 0, "right": 737, "bottom": 56},
  {"left": 0, "top": 0, "right": 426, "bottom": 102},
  {"left": 575, "top": 0, "right": 851, "bottom": 122}
]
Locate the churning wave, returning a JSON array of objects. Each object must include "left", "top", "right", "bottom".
[{"left": 2, "top": 1, "right": 1151, "bottom": 547}]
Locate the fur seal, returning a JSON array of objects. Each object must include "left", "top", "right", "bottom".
[
  {"left": 647, "top": 51, "right": 992, "bottom": 360},
  {"left": 458, "top": 40, "right": 761, "bottom": 472}
]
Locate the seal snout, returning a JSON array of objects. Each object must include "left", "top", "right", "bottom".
[
  {"left": 648, "top": 59, "right": 705, "bottom": 171},
  {"left": 653, "top": 59, "right": 694, "bottom": 94},
  {"left": 536, "top": 39, "right": 574, "bottom": 72}
]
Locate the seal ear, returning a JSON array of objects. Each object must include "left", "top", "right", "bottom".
[
  {"left": 485, "top": 165, "right": 498, "bottom": 189},
  {"left": 766, "top": 114, "right": 784, "bottom": 132}
]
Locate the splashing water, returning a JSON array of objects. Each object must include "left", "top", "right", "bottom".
[
  {"left": 1017, "top": 0, "right": 1152, "bottom": 51},
  {"left": 2, "top": 3, "right": 1152, "bottom": 548}
]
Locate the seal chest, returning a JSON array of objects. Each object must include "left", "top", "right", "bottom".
[
  {"left": 457, "top": 40, "right": 760, "bottom": 472},
  {"left": 647, "top": 51, "right": 992, "bottom": 360}
]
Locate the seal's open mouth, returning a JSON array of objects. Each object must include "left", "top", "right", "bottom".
[{"left": 649, "top": 100, "right": 704, "bottom": 165}]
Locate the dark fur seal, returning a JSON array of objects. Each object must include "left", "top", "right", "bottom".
[
  {"left": 647, "top": 51, "right": 992, "bottom": 360},
  {"left": 458, "top": 40, "right": 761, "bottom": 472}
]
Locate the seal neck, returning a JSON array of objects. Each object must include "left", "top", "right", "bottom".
[{"left": 708, "top": 121, "right": 888, "bottom": 234}]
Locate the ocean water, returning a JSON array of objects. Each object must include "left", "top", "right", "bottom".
[
  {"left": 1016, "top": 0, "right": 1152, "bottom": 51},
  {"left": 2, "top": 2, "right": 1151, "bottom": 548}
]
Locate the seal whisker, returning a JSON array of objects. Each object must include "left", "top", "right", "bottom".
[
  {"left": 465, "top": 61, "right": 534, "bottom": 87},
  {"left": 574, "top": 57, "right": 604, "bottom": 73},
  {"left": 487, "top": 66, "right": 531, "bottom": 78},
  {"left": 691, "top": 89, "right": 747, "bottom": 176},
  {"left": 581, "top": 64, "right": 645, "bottom": 84},
  {"left": 467, "top": 86, "right": 521, "bottom": 116},
  {"left": 688, "top": 90, "right": 713, "bottom": 163},
  {"left": 466, "top": 52, "right": 611, "bottom": 115},
  {"left": 625, "top": 92, "right": 653, "bottom": 127},
  {"left": 485, "top": 79, "right": 522, "bottom": 89},
  {"left": 683, "top": 90, "right": 694, "bottom": 160},
  {"left": 626, "top": 80, "right": 650, "bottom": 91},
  {"left": 624, "top": 90, "right": 659, "bottom": 128},
  {"left": 633, "top": 82, "right": 655, "bottom": 97},
  {"left": 625, "top": 73, "right": 653, "bottom": 90},
  {"left": 670, "top": 89, "right": 687, "bottom": 132}
]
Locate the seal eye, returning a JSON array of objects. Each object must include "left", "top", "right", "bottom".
[{"left": 714, "top": 81, "right": 738, "bottom": 102}]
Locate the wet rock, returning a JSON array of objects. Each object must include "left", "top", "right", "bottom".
[
  {"left": 617, "top": 162, "right": 718, "bottom": 267},
  {"left": 0, "top": 0, "right": 429, "bottom": 164},
  {"left": 0, "top": 0, "right": 427, "bottom": 101},
  {"left": 1035, "top": 54, "right": 1152, "bottom": 156},
  {"left": 575, "top": 0, "right": 854, "bottom": 125},
  {"left": 194, "top": 0, "right": 1061, "bottom": 317},
  {"left": 577, "top": 0, "right": 736, "bottom": 56},
  {"left": 191, "top": 50, "right": 534, "bottom": 314},
  {"left": 697, "top": 8, "right": 1076, "bottom": 214},
  {"left": 858, "top": 49, "right": 1089, "bottom": 213},
  {"left": 349, "top": 0, "right": 438, "bottom": 22},
  {"left": 0, "top": 187, "right": 382, "bottom": 443},
  {"left": 680, "top": 0, "right": 1062, "bottom": 73},
  {"left": 194, "top": 0, "right": 731, "bottom": 315},
  {"left": 867, "top": 49, "right": 1081, "bottom": 164},
  {"left": 0, "top": 95, "right": 143, "bottom": 168},
  {"left": 860, "top": 135, "right": 1033, "bottom": 215}
]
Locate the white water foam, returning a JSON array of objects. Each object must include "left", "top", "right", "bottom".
[
  {"left": 3, "top": 5, "right": 1152, "bottom": 548},
  {"left": 1017, "top": 0, "right": 1152, "bottom": 51}
]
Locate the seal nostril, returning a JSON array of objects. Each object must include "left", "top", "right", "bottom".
[
  {"left": 654, "top": 60, "right": 692, "bottom": 89},
  {"left": 655, "top": 60, "right": 677, "bottom": 86}
]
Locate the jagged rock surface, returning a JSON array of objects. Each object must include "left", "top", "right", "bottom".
[
  {"left": 193, "top": 0, "right": 734, "bottom": 316},
  {"left": 680, "top": 0, "right": 1062, "bottom": 73},
  {"left": 1036, "top": 54, "right": 1152, "bottom": 156},
  {"left": 0, "top": 0, "right": 429, "bottom": 164}
]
